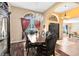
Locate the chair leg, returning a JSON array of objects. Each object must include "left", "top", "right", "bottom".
[
  {"left": 31, "top": 48, "right": 34, "bottom": 56},
  {"left": 53, "top": 51, "right": 55, "bottom": 56},
  {"left": 37, "top": 47, "right": 41, "bottom": 56},
  {"left": 26, "top": 48, "right": 29, "bottom": 56},
  {"left": 32, "top": 47, "right": 35, "bottom": 56}
]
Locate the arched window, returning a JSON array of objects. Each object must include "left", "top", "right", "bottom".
[{"left": 49, "top": 14, "right": 59, "bottom": 23}]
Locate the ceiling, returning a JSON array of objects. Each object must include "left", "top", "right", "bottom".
[
  {"left": 9, "top": 2, "right": 55, "bottom": 13},
  {"left": 53, "top": 2, "right": 79, "bottom": 13},
  {"left": 9, "top": 2, "right": 79, "bottom": 13}
]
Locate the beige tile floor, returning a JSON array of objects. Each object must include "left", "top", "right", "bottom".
[{"left": 56, "top": 34, "right": 79, "bottom": 56}]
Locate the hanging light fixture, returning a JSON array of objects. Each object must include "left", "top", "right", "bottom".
[
  {"left": 64, "top": 5, "right": 67, "bottom": 17},
  {"left": 61, "top": 4, "right": 69, "bottom": 19}
]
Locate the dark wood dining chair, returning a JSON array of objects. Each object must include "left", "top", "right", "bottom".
[
  {"left": 25, "top": 31, "right": 39, "bottom": 56},
  {"left": 21, "top": 18, "right": 38, "bottom": 56},
  {"left": 37, "top": 23, "right": 58, "bottom": 56},
  {"left": 37, "top": 32, "right": 57, "bottom": 56}
]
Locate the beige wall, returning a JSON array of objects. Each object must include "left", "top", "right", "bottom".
[
  {"left": 43, "top": 6, "right": 63, "bottom": 40},
  {"left": 10, "top": 6, "right": 41, "bottom": 43},
  {"left": 70, "top": 23, "right": 79, "bottom": 34}
]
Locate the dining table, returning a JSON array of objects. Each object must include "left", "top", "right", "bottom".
[
  {"left": 26, "top": 32, "right": 46, "bottom": 55},
  {"left": 27, "top": 32, "right": 46, "bottom": 43}
]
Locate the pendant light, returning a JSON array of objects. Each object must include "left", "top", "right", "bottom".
[
  {"left": 64, "top": 5, "right": 67, "bottom": 17},
  {"left": 62, "top": 4, "right": 69, "bottom": 19}
]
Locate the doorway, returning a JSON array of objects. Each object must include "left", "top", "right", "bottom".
[{"left": 49, "top": 23, "right": 59, "bottom": 39}]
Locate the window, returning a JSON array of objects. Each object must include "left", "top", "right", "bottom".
[{"left": 49, "top": 15, "right": 58, "bottom": 21}]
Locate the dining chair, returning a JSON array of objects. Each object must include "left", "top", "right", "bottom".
[
  {"left": 25, "top": 31, "right": 38, "bottom": 56},
  {"left": 37, "top": 23, "right": 58, "bottom": 56},
  {"left": 21, "top": 18, "right": 38, "bottom": 56}
]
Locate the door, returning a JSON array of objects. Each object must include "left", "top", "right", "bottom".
[{"left": 49, "top": 23, "right": 59, "bottom": 39}]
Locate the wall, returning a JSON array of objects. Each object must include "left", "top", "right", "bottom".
[
  {"left": 63, "top": 23, "right": 79, "bottom": 35},
  {"left": 43, "top": 7, "right": 63, "bottom": 40},
  {"left": 9, "top": 5, "right": 42, "bottom": 43},
  {"left": 70, "top": 23, "right": 79, "bottom": 34}
]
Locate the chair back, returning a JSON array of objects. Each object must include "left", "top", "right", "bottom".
[
  {"left": 21, "top": 18, "right": 31, "bottom": 47},
  {"left": 46, "top": 23, "right": 58, "bottom": 54},
  {"left": 21, "top": 18, "right": 30, "bottom": 32},
  {"left": 46, "top": 31, "right": 57, "bottom": 51}
]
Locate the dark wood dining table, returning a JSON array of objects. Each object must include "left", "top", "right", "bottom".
[
  {"left": 26, "top": 33, "right": 46, "bottom": 55},
  {"left": 27, "top": 33, "right": 46, "bottom": 43}
]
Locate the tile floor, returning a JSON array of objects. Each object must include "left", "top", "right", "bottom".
[{"left": 56, "top": 34, "right": 79, "bottom": 56}]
